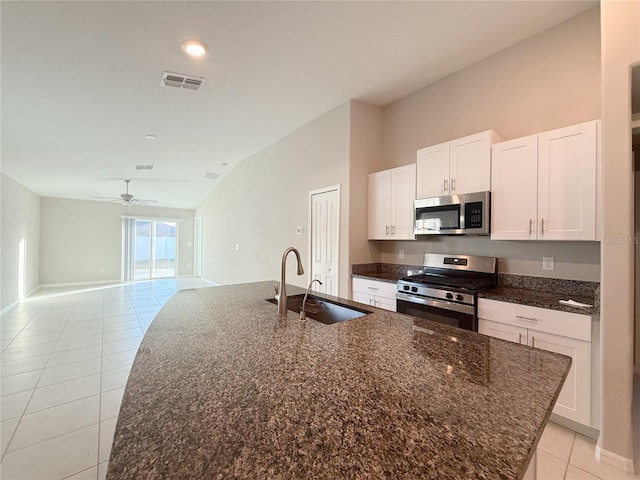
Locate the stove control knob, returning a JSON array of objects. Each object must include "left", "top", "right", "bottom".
[
  {"left": 411, "top": 287, "right": 418, "bottom": 293},
  {"left": 403, "top": 285, "right": 410, "bottom": 291},
  {"left": 445, "top": 292, "right": 454, "bottom": 299},
  {"left": 455, "top": 294, "right": 464, "bottom": 301}
]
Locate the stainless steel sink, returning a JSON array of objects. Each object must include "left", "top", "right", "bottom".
[{"left": 266, "top": 294, "right": 371, "bottom": 324}]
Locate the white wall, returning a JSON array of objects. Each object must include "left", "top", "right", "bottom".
[
  {"left": 598, "top": 0, "right": 639, "bottom": 466},
  {"left": 40, "top": 197, "right": 194, "bottom": 285},
  {"left": 1, "top": 173, "right": 40, "bottom": 310},
  {"left": 195, "top": 103, "right": 351, "bottom": 297},
  {"left": 374, "top": 8, "right": 602, "bottom": 281}
]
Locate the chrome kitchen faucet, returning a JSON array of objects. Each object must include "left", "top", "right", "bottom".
[{"left": 276, "top": 247, "right": 304, "bottom": 314}]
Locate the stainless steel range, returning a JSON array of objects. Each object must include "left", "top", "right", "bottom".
[{"left": 396, "top": 253, "right": 498, "bottom": 331}]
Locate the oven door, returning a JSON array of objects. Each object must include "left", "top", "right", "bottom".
[{"left": 396, "top": 293, "right": 477, "bottom": 331}]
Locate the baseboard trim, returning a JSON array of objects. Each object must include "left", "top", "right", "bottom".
[
  {"left": 595, "top": 445, "right": 635, "bottom": 474},
  {"left": 0, "top": 301, "right": 19, "bottom": 316},
  {"left": 1, "top": 285, "right": 41, "bottom": 316},
  {"left": 39, "top": 280, "right": 121, "bottom": 288},
  {"left": 549, "top": 414, "right": 599, "bottom": 440}
]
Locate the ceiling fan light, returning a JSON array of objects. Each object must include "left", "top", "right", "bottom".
[{"left": 181, "top": 40, "right": 208, "bottom": 57}]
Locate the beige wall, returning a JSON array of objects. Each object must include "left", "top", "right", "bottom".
[
  {"left": 374, "top": 7, "right": 602, "bottom": 281},
  {"left": 598, "top": 0, "right": 639, "bottom": 465},
  {"left": 1, "top": 173, "right": 40, "bottom": 310},
  {"left": 40, "top": 197, "right": 194, "bottom": 285},
  {"left": 347, "top": 101, "right": 384, "bottom": 288},
  {"left": 195, "top": 103, "right": 351, "bottom": 297}
]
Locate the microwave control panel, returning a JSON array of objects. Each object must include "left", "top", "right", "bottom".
[{"left": 464, "top": 201, "right": 484, "bottom": 229}]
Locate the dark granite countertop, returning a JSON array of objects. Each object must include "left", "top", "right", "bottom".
[
  {"left": 352, "top": 272, "right": 402, "bottom": 283},
  {"left": 108, "top": 281, "right": 570, "bottom": 480},
  {"left": 479, "top": 287, "right": 597, "bottom": 316}
]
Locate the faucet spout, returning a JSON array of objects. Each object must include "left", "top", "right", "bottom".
[
  {"left": 300, "top": 279, "right": 323, "bottom": 320},
  {"left": 278, "top": 247, "right": 304, "bottom": 314}
]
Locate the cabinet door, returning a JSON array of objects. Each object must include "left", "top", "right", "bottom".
[
  {"left": 374, "top": 296, "right": 396, "bottom": 312},
  {"left": 478, "top": 319, "right": 527, "bottom": 344},
  {"left": 490, "top": 135, "right": 538, "bottom": 240},
  {"left": 368, "top": 170, "right": 391, "bottom": 239},
  {"left": 416, "top": 142, "right": 449, "bottom": 198},
  {"left": 353, "top": 291, "right": 375, "bottom": 307},
  {"left": 537, "top": 121, "right": 597, "bottom": 240},
  {"left": 390, "top": 164, "right": 416, "bottom": 240},
  {"left": 449, "top": 131, "right": 494, "bottom": 195},
  {"left": 528, "top": 330, "right": 591, "bottom": 425}
]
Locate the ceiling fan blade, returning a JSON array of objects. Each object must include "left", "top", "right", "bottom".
[
  {"left": 131, "top": 199, "right": 158, "bottom": 203},
  {"left": 93, "top": 196, "right": 121, "bottom": 201}
]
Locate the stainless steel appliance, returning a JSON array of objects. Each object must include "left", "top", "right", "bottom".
[
  {"left": 396, "top": 253, "right": 497, "bottom": 331},
  {"left": 414, "top": 191, "right": 490, "bottom": 235}
]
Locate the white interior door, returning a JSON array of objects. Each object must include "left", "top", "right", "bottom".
[
  {"left": 309, "top": 187, "right": 340, "bottom": 296},
  {"left": 194, "top": 216, "right": 203, "bottom": 278}
]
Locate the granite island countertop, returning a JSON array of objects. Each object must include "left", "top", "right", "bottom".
[{"left": 107, "top": 282, "right": 571, "bottom": 480}]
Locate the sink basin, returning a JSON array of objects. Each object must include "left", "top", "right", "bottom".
[{"left": 266, "top": 294, "right": 371, "bottom": 324}]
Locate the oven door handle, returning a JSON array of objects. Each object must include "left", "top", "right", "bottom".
[{"left": 396, "top": 292, "right": 475, "bottom": 315}]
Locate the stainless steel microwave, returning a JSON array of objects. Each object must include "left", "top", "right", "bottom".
[{"left": 414, "top": 191, "right": 490, "bottom": 235}]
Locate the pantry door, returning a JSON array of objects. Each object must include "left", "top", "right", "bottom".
[{"left": 309, "top": 186, "right": 340, "bottom": 296}]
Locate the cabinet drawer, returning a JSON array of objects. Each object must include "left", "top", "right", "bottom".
[
  {"left": 352, "top": 277, "right": 397, "bottom": 299},
  {"left": 478, "top": 298, "right": 591, "bottom": 342}
]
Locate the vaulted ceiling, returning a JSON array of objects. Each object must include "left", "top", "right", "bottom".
[{"left": 2, "top": 1, "right": 597, "bottom": 209}]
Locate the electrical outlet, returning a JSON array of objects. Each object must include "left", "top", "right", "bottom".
[
  {"left": 296, "top": 226, "right": 304, "bottom": 235},
  {"left": 399, "top": 250, "right": 405, "bottom": 260},
  {"left": 235, "top": 244, "right": 240, "bottom": 251},
  {"left": 542, "top": 256, "right": 555, "bottom": 271}
]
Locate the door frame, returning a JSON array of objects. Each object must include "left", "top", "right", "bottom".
[
  {"left": 307, "top": 184, "right": 341, "bottom": 293},
  {"left": 194, "top": 216, "right": 203, "bottom": 278}
]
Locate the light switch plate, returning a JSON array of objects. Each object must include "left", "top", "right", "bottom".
[
  {"left": 399, "top": 250, "right": 405, "bottom": 260},
  {"left": 542, "top": 256, "right": 555, "bottom": 271}
]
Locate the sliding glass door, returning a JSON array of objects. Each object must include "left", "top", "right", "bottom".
[{"left": 134, "top": 220, "right": 177, "bottom": 280}]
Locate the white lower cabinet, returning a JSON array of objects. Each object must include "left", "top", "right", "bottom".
[
  {"left": 352, "top": 278, "right": 397, "bottom": 312},
  {"left": 478, "top": 299, "right": 592, "bottom": 426}
]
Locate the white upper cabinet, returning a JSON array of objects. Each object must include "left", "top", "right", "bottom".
[
  {"left": 368, "top": 164, "right": 416, "bottom": 240},
  {"left": 416, "top": 130, "right": 498, "bottom": 199},
  {"left": 491, "top": 135, "right": 539, "bottom": 240},
  {"left": 538, "top": 121, "right": 597, "bottom": 240},
  {"left": 491, "top": 120, "right": 598, "bottom": 241},
  {"left": 416, "top": 142, "right": 449, "bottom": 198}
]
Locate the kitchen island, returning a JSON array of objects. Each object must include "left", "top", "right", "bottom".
[{"left": 107, "top": 282, "right": 570, "bottom": 480}]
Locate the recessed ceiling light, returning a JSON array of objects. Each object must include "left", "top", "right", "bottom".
[
  {"left": 181, "top": 39, "right": 208, "bottom": 58},
  {"left": 145, "top": 134, "right": 157, "bottom": 140}
]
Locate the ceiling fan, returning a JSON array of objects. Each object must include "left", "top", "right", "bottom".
[{"left": 93, "top": 179, "right": 157, "bottom": 206}]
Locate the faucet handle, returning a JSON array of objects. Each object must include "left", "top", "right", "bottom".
[{"left": 273, "top": 283, "right": 279, "bottom": 300}]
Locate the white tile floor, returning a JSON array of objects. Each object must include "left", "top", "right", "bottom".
[
  {"left": 1, "top": 277, "right": 638, "bottom": 480},
  {"left": 0, "top": 277, "right": 211, "bottom": 480}
]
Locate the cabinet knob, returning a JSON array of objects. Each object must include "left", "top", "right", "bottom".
[
  {"left": 443, "top": 178, "right": 448, "bottom": 192},
  {"left": 450, "top": 177, "right": 455, "bottom": 191}
]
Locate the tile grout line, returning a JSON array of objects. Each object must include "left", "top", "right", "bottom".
[
  {"left": 562, "top": 432, "right": 576, "bottom": 479},
  {"left": 1, "top": 298, "right": 75, "bottom": 463}
]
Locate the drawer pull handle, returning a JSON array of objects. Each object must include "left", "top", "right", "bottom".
[
  {"left": 531, "top": 337, "right": 536, "bottom": 348},
  {"left": 367, "top": 287, "right": 379, "bottom": 291},
  {"left": 518, "top": 333, "right": 523, "bottom": 344},
  {"left": 515, "top": 315, "right": 538, "bottom": 322}
]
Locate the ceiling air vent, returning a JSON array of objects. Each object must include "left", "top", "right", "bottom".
[
  {"left": 203, "top": 172, "right": 221, "bottom": 180},
  {"left": 161, "top": 71, "right": 206, "bottom": 91},
  {"left": 135, "top": 165, "right": 154, "bottom": 170}
]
